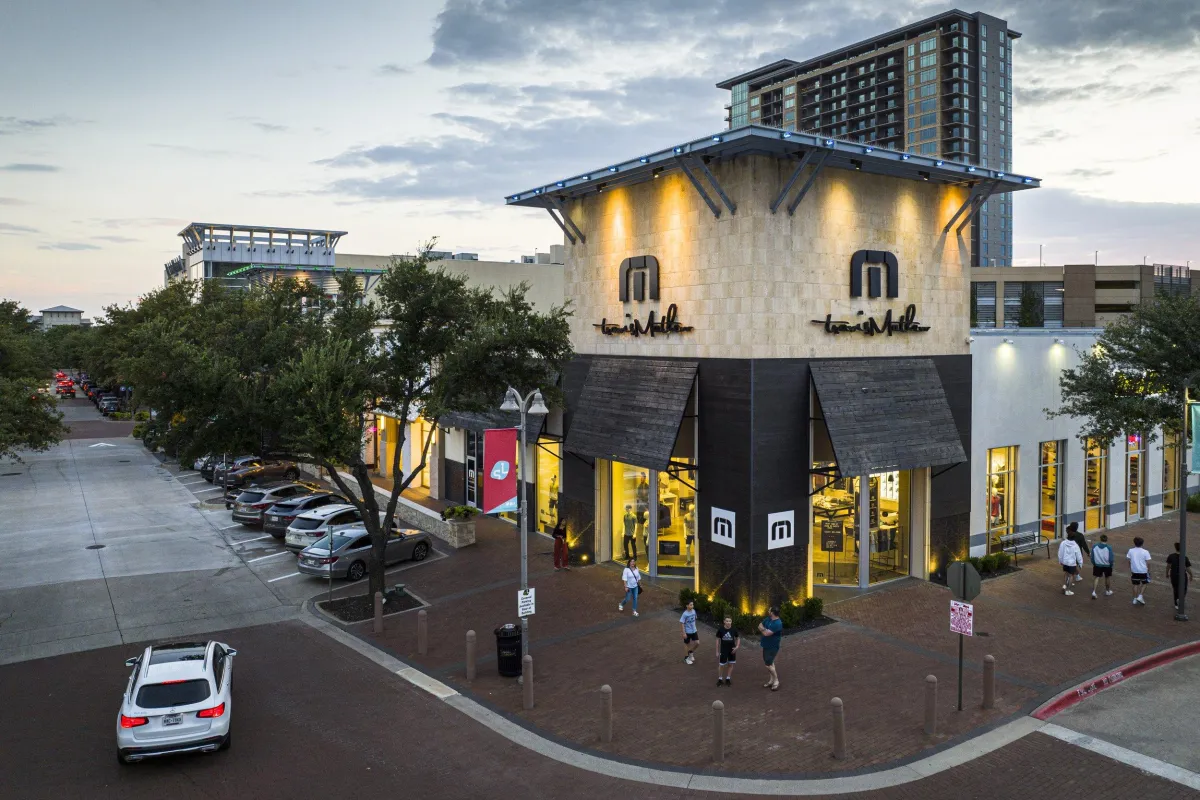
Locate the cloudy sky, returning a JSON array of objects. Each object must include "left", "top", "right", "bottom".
[{"left": 1, "top": 0, "right": 1198, "bottom": 316}]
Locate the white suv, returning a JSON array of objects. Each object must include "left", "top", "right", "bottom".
[{"left": 116, "top": 641, "right": 236, "bottom": 764}]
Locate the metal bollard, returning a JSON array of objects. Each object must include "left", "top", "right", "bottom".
[
  {"left": 466, "top": 630, "right": 477, "bottom": 683},
  {"left": 983, "top": 655, "right": 996, "bottom": 710},
  {"left": 417, "top": 609, "right": 428, "bottom": 656},
  {"left": 373, "top": 591, "right": 383, "bottom": 634},
  {"left": 600, "top": 685, "right": 613, "bottom": 743},
  {"left": 522, "top": 655, "right": 534, "bottom": 710},
  {"left": 712, "top": 700, "right": 725, "bottom": 763},
  {"left": 924, "top": 675, "right": 938, "bottom": 735},
  {"left": 831, "top": 697, "right": 846, "bottom": 760}
]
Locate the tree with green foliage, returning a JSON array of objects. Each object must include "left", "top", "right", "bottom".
[
  {"left": 277, "top": 252, "right": 573, "bottom": 597},
  {"left": 1018, "top": 282, "right": 1043, "bottom": 328},
  {"left": 0, "top": 300, "right": 67, "bottom": 460}
]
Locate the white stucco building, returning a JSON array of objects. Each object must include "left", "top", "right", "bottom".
[{"left": 39, "top": 306, "right": 86, "bottom": 329}]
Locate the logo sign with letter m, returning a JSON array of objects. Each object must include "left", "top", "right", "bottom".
[
  {"left": 711, "top": 507, "right": 736, "bottom": 548},
  {"left": 619, "top": 255, "right": 660, "bottom": 302},
  {"left": 767, "top": 510, "right": 795, "bottom": 550},
  {"left": 850, "top": 250, "right": 899, "bottom": 299}
]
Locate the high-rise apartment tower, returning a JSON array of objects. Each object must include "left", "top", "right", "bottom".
[{"left": 718, "top": 9, "right": 1017, "bottom": 266}]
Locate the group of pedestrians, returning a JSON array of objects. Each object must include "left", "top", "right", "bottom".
[
  {"left": 618, "top": 558, "right": 785, "bottom": 690},
  {"left": 1056, "top": 522, "right": 1193, "bottom": 608}
]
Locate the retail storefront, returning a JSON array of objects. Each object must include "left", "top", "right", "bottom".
[{"left": 506, "top": 126, "right": 1038, "bottom": 607}]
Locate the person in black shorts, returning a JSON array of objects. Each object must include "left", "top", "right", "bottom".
[{"left": 716, "top": 616, "right": 739, "bottom": 687}]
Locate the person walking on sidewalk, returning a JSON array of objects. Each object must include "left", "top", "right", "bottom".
[
  {"left": 1167, "top": 542, "right": 1193, "bottom": 611},
  {"left": 618, "top": 558, "right": 641, "bottom": 617},
  {"left": 716, "top": 616, "right": 739, "bottom": 687},
  {"left": 1066, "top": 522, "right": 1091, "bottom": 584},
  {"left": 1090, "top": 534, "right": 1115, "bottom": 598},
  {"left": 758, "top": 607, "right": 783, "bottom": 691},
  {"left": 1127, "top": 537, "right": 1152, "bottom": 606},
  {"left": 680, "top": 600, "right": 699, "bottom": 665},
  {"left": 552, "top": 518, "right": 570, "bottom": 571},
  {"left": 1058, "top": 534, "right": 1085, "bottom": 595}
]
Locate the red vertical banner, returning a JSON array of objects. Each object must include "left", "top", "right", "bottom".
[{"left": 483, "top": 428, "right": 518, "bottom": 514}]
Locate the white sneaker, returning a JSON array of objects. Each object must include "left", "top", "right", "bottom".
[
  {"left": 1105, "top": 590, "right": 1114, "bottom": 596},
  {"left": 1132, "top": 598, "right": 1140, "bottom": 605},
  {"left": 1064, "top": 590, "right": 1075, "bottom": 596},
  {"left": 1091, "top": 591, "right": 1097, "bottom": 599},
  {"left": 618, "top": 604, "right": 624, "bottom": 612},
  {"left": 1137, "top": 596, "right": 1146, "bottom": 605},
  {"left": 632, "top": 610, "right": 639, "bottom": 617},
  {"left": 1076, "top": 574, "right": 1084, "bottom": 583}
]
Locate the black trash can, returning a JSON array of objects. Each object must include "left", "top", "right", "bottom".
[{"left": 494, "top": 623, "right": 522, "bottom": 677}]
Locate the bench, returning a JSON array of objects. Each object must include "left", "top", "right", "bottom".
[{"left": 997, "top": 529, "right": 1051, "bottom": 564}]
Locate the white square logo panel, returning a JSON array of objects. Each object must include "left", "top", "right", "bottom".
[
  {"left": 767, "top": 510, "right": 795, "bottom": 550},
  {"left": 711, "top": 507, "right": 736, "bottom": 548}
]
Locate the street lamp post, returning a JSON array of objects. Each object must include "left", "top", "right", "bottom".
[
  {"left": 1177, "top": 381, "right": 1193, "bottom": 622},
  {"left": 501, "top": 386, "right": 549, "bottom": 657}
]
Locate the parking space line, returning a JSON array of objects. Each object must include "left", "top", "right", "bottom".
[
  {"left": 232, "top": 534, "right": 273, "bottom": 544},
  {"left": 218, "top": 523, "right": 243, "bottom": 530},
  {"left": 247, "top": 551, "right": 291, "bottom": 563},
  {"left": 178, "top": 478, "right": 208, "bottom": 486},
  {"left": 267, "top": 572, "right": 302, "bottom": 582},
  {"left": 194, "top": 487, "right": 224, "bottom": 495}
]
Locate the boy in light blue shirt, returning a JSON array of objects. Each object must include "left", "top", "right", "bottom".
[
  {"left": 1091, "top": 534, "right": 1114, "bottom": 599},
  {"left": 680, "top": 601, "right": 699, "bottom": 665}
]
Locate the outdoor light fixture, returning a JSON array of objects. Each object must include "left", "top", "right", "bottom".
[
  {"left": 901, "top": 154, "right": 911, "bottom": 160},
  {"left": 782, "top": 131, "right": 792, "bottom": 138},
  {"left": 851, "top": 159, "right": 862, "bottom": 170},
  {"left": 556, "top": 181, "right": 564, "bottom": 187},
  {"left": 919, "top": 171, "right": 930, "bottom": 181},
  {"left": 824, "top": 139, "right": 834, "bottom": 146},
  {"left": 652, "top": 167, "right": 663, "bottom": 178},
  {"left": 967, "top": 166, "right": 977, "bottom": 172},
  {"left": 996, "top": 172, "right": 1005, "bottom": 178},
  {"left": 712, "top": 135, "right": 722, "bottom": 142},
  {"left": 864, "top": 146, "right": 873, "bottom": 153},
  {"left": 1023, "top": 177, "right": 1033, "bottom": 184},
  {"left": 935, "top": 160, "right": 944, "bottom": 166},
  {"left": 1003, "top": 338, "right": 1014, "bottom": 344},
  {"left": 534, "top": 188, "right": 542, "bottom": 194},
  {"left": 966, "top": 336, "right": 975, "bottom": 344},
  {"left": 583, "top": 174, "right": 591, "bottom": 180},
  {"left": 674, "top": 146, "right": 683, "bottom": 154},
  {"left": 639, "top": 157, "right": 649, "bottom": 163},
  {"left": 608, "top": 166, "right": 618, "bottom": 172}
]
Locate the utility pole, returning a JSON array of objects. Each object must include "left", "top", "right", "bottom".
[
  {"left": 501, "top": 387, "right": 549, "bottom": 657},
  {"left": 1178, "top": 383, "right": 1192, "bottom": 622}
]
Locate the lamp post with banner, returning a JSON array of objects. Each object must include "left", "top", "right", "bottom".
[
  {"left": 1178, "top": 382, "right": 1199, "bottom": 622},
  {"left": 500, "top": 387, "right": 549, "bottom": 657}
]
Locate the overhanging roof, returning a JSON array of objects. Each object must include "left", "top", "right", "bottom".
[
  {"left": 503, "top": 125, "right": 1040, "bottom": 207},
  {"left": 40, "top": 305, "right": 82, "bottom": 313}
]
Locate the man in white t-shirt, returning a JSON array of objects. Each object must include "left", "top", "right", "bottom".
[{"left": 1126, "top": 536, "right": 1152, "bottom": 606}]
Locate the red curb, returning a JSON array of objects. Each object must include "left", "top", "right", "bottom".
[{"left": 1032, "top": 639, "right": 1200, "bottom": 720}]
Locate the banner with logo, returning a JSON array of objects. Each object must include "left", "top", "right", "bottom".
[
  {"left": 1191, "top": 403, "right": 1200, "bottom": 473},
  {"left": 483, "top": 428, "right": 518, "bottom": 514}
]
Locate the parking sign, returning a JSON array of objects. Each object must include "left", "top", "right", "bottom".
[{"left": 950, "top": 600, "right": 974, "bottom": 636}]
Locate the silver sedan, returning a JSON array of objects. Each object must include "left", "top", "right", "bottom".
[{"left": 297, "top": 526, "right": 432, "bottom": 581}]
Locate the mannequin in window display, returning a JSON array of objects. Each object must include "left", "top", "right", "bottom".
[
  {"left": 622, "top": 504, "right": 638, "bottom": 560},
  {"left": 684, "top": 505, "right": 696, "bottom": 565},
  {"left": 635, "top": 472, "right": 650, "bottom": 544}
]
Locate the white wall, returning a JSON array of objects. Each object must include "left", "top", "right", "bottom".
[{"left": 969, "top": 328, "right": 1193, "bottom": 556}]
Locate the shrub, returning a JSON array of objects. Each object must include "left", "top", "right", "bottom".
[
  {"left": 779, "top": 600, "right": 804, "bottom": 628},
  {"left": 693, "top": 594, "right": 711, "bottom": 615},
  {"left": 802, "top": 596, "right": 824, "bottom": 621},
  {"left": 132, "top": 422, "right": 148, "bottom": 439},
  {"left": 441, "top": 505, "right": 479, "bottom": 521},
  {"left": 679, "top": 587, "right": 698, "bottom": 608},
  {"left": 994, "top": 551, "right": 1012, "bottom": 570},
  {"left": 134, "top": 410, "right": 151, "bottom": 422},
  {"left": 735, "top": 612, "right": 757, "bottom": 636},
  {"left": 1188, "top": 493, "right": 1200, "bottom": 513},
  {"left": 711, "top": 598, "right": 735, "bottom": 626},
  {"left": 110, "top": 411, "right": 132, "bottom": 421},
  {"left": 968, "top": 556, "right": 983, "bottom": 574},
  {"left": 979, "top": 554, "right": 998, "bottom": 574}
]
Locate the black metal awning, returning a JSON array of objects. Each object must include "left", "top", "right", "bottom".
[
  {"left": 440, "top": 409, "right": 544, "bottom": 440},
  {"left": 810, "top": 358, "right": 966, "bottom": 477},
  {"left": 564, "top": 358, "right": 697, "bottom": 471}
]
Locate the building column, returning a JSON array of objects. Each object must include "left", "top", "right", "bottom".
[{"left": 858, "top": 477, "right": 870, "bottom": 589}]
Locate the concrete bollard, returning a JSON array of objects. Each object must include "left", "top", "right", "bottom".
[
  {"left": 417, "top": 609, "right": 428, "bottom": 656},
  {"left": 712, "top": 700, "right": 725, "bottom": 763},
  {"left": 831, "top": 697, "right": 846, "bottom": 760},
  {"left": 983, "top": 655, "right": 996, "bottom": 710},
  {"left": 522, "top": 654, "right": 534, "bottom": 710},
  {"left": 600, "top": 685, "right": 613, "bottom": 743},
  {"left": 466, "top": 630, "right": 477, "bottom": 683},
  {"left": 924, "top": 675, "right": 938, "bottom": 735},
  {"left": 373, "top": 591, "right": 383, "bottom": 634}
]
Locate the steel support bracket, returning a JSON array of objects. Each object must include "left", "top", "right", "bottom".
[
  {"left": 675, "top": 156, "right": 723, "bottom": 218},
  {"left": 956, "top": 180, "right": 1003, "bottom": 235},
  {"left": 548, "top": 195, "right": 586, "bottom": 244},
  {"left": 694, "top": 157, "right": 736, "bottom": 215},
  {"left": 544, "top": 206, "right": 576, "bottom": 245},
  {"left": 787, "top": 151, "right": 832, "bottom": 216},
  {"left": 771, "top": 150, "right": 815, "bottom": 214}
]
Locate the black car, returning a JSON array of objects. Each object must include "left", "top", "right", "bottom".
[
  {"left": 262, "top": 492, "right": 349, "bottom": 538},
  {"left": 230, "top": 482, "right": 321, "bottom": 526}
]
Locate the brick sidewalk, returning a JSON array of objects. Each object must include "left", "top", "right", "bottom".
[{"left": 357, "top": 504, "right": 1200, "bottom": 776}]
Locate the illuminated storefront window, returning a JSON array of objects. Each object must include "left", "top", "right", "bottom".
[
  {"left": 1126, "top": 433, "right": 1145, "bottom": 521},
  {"left": 536, "top": 438, "right": 561, "bottom": 534},
  {"left": 1084, "top": 438, "right": 1108, "bottom": 531},
  {"left": 812, "top": 466, "right": 859, "bottom": 585},
  {"left": 657, "top": 462, "right": 697, "bottom": 577},
  {"left": 1039, "top": 440, "right": 1064, "bottom": 540},
  {"left": 410, "top": 417, "right": 433, "bottom": 489},
  {"left": 869, "top": 470, "right": 910, "bottom": 583},
  {"left": 986, "top": 446, "right": 1017, "bottom": 553},
  {"left": 611, "top": 462, "right": 651, "bottom": 572},
  {"left": 1164, "top": 432, "right": 1180, "bottom": 512}
]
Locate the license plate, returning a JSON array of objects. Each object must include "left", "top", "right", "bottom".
[
  {"left": 269, "top": 516, "right": 279, "bottom": 522},
  {"left": 162, "top": 714, "right": 182, "bottom": 726},
  {"left": 302, "top": 558, "right": 315, "bottom": 566}
]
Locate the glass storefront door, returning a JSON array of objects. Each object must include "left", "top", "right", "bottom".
[
  {"left": 1127, "top": 433, "right": 1145, "bottom": 521},
  {"left": 611, "top": 462, "right": 652, "bottom": 573},
  {"left": 812, "top": 466, "right": 915, "bottom": 587},
  {"left": 868, "top": 470, "right": 910, "bottom": 583},
  {"left": 812, "top": 466, "right": 860, "bottom": 585},
  {"left": 656, "top": 462, "right": 696, "bottom": 577},
  {"left": 607, "top": 459, "right": 697, "bottom": 578}
]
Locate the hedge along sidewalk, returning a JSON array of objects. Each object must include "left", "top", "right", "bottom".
[{"left": 676, "top": 587, "right": 833, "bottom": 639}]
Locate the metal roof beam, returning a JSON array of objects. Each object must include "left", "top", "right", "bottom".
[
  {"left": 956, "top": 180, "right": 1003, "bottom": 235},
  {"left": 544, "top": 205, "right": 577, "bottom": 245},
  {"left": 787, "top": 151, "right": 832, "bottom": 216},
  {"left": 675, "top": 156, "right": 722, "bottom": 218},
  {"left": 694, "top": 157, "right": 736, "bottom": 215},
  {"left": 771, "top": 149, "right": 815, "bottom": 214},
  {"left": 942, "top": 180, "right": 989, "bottom": 234},
  {"left": 548, "top": 195, "right": 586, "bottom": 244}
]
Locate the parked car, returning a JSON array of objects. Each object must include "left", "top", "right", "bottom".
[
  {"left": 223, "top": 473, "right": 317, "bottom": 507},
  {"left": 262, "top": 492, "right": 348, "bottom": 538},
  {"left": 191, "top": 454, "right": 212, "bottom": 473},
  {"left": 116, "top": 640, "right": 236, "bottom": 764},
  {"left": 230, "top": 481, "right": 321, "bottom": 524},
  {"left": 283, "top": 504, "right": 401, "bottom": 551},
  {"left": 99, "top": 397, "right": 121, "bottom": 415},
  {"left": 214, "top": 457, "right": 299, "bottom": 489},
  {"left": 297, "top": 526, "right": 431, "bottom": 581},
  {"left": 209, "top": 455, "right": 257, "bottom": 485}
]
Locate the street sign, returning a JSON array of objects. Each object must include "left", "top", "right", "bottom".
[
  {"left": 947, "top": 561, "right": 982, "bottom": 601},
  {"left": 517, "top": 588, "right": 535, "bottom": 618},
  {"left": 950, "top": 600, "right": 974, "bottom": 636}
]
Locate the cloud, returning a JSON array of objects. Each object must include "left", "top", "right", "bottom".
[
  {"left": 1061, "top": 168, "right": 1115, "bottom": 179},
  {"left": 39, "top": 242, "right": 101, "bottom": 251},
  {"left": 92, "top": 235, "right": 140, "bottom": 244},
  {"left": 0, "top": 197, "right": 29, "bottom": 205},
  {"left": 1015, "top": 82, "right": 1174, "bottom": 107},
  {"left": 251, "top": 122, "right": 288, "bottom": 133},
  {"left": 0, "top": 115, "right": 85, "bottom": 135},
  {"left": 1021, "top": 129, "right": 1066, "bottom": 147},
  {"left": 149, "top": 143, "right": 236, "bottom": 158},
  {"left": 378, "top": 63, "right": 411, "bottom": 76},
  {"left": 0, "top": 222, "right": 37, "bottom": 234},
  {"left": 0, "top": 163, "right": 59, "bottom": 172}
]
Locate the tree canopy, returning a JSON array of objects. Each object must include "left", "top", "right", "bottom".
[{"left": 0, "top": 300, "right": 67, "bottom": 460}]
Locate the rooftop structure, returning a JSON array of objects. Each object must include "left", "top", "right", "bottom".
[{"left": 166, "top": 223, "right": 349, "bottom": 284}]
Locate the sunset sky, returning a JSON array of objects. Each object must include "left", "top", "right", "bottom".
[{"left": 2, "top": 0, "right": 1198, "bottom": 316}]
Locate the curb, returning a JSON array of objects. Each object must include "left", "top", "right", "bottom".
[{"left": 1032, "top": 639, "right": 1200, "bottom": 720}]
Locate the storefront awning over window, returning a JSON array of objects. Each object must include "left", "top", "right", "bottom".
[
  {"left": 565, "top": 357, "right": 698, "bottom": 472},
  {"left": 440, "top": 409, "right": 544, "bottom": 440},
  {"left": 810, "top": 358, "right": 966, "bottom": 477}
]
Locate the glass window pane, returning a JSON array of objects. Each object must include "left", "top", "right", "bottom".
[
  {"left": 986, "top": 446, "right": 1017, "bottom": 553},
  {"left": 656, "top": 463, "right": 696, "bottom": 577},
  {"left": 612, "top": 462, "right": 650, "bottom": 572},
  {"left": 536, "top": 439, "right": 561, "bottom": 534}
]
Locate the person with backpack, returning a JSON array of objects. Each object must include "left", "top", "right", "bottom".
[
  {"left": 1058, "top": 534, "right": 1085, "bottom": 596},
  {"left": 1090, "top": 534, "right": 1114, "bottom": 599},
  {"left": 618, "top": 558, "right": 640, "bottom": 617}
]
